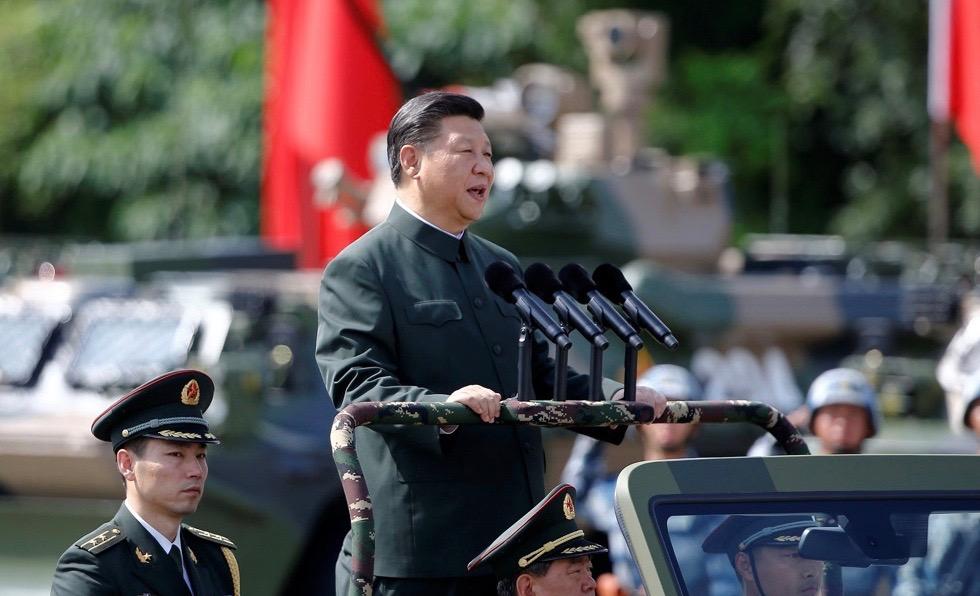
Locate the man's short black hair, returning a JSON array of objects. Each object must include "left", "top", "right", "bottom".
[
  {"left": 386, "top": 91, "right": 485, "bottom": 186},
  {"left": 116, "top": 436, "right": 151, "bottom": 484},
  {"left": 118, "top": 436, "right": 151, "bottom": 457},
  {"left": 495, "top": 560, "right": 552, "bottom": 596}
]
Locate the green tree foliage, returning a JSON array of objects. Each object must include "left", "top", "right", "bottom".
[
  {"left": 382, "top": 0, "right": 589, "bottom": 88},
  {"left": 769, "top": 0, "right": 930, "bottom": 239},
  {"left": 0, "top": 0, "right": 264, "bottom": 241},
  {"left": 1, "top": 0, "right": 976, "bottom": 244},
  {"left": 767, "top": 0, "right": 979, "bottom": 240}
]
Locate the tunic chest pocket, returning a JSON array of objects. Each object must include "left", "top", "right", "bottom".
[{"left": 406, "top": 300, "right": 462, "bottom": 326}]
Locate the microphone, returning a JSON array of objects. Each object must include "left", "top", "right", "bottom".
[
  {"left": 593, "top": 263, "right": 679, "bottom": 350},
  {"left": 484, "top": 261, "right": 572, "bottom": 351},
  {"left": 558, "top": 264, "right": 643, "bottom": 351},
  {"left": 525, "top": 263, "right": 609, "bottom": 349}
]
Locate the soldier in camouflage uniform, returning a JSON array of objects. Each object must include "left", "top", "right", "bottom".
[{"left": 51, "top": 370, "right": 239, "bottom": 596}]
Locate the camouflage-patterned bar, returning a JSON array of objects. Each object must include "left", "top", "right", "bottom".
[{"left": 331, "top": 399, "right": 808, "bottom": 595}]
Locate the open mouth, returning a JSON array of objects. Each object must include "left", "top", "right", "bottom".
[{"left": 467, "top": 185, "right": 488, "bottom": 201}]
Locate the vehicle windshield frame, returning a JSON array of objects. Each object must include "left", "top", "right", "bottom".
[{"left": 614, "top": 455, "right": 980, "bottom": 596}]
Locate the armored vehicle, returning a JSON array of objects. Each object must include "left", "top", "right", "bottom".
[{"left": 0, "top": 241, "right": 348, "bottom": 594}]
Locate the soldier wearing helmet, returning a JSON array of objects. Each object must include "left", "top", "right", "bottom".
[
  {"left": 633, "top": 364, "right": 704, "bottom": 460},
  {"left": 806, "top": 367, "right": 880, "bottom": 455}
]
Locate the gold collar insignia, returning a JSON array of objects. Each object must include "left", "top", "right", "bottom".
[{"left": 135, "top": 546, "right": 153, "bottom": 564}]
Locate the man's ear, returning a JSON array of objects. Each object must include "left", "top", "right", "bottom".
[
  {"left": 399, "top": 144, "right": 421, "bottom": 178},
  {"left": 117, "top": 449, "right": 136, "bottom": 481},
  {"left": 734, "top": 551, "right": 754, "bottom": 583},
  {"left": 515, "top": 573, "right": 534, "bottom": 596}
]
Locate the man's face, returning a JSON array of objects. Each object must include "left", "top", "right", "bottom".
[
  {"left": 638, "top": 418, "right": 697, "bottom": 454},
  {"left": 811, "top": 403, "right": 870, "bottom": 454},
  {"left": 736, "top": 546, "right": 822, "bottom": 596},
  {"left": 413, "top": 115, "right": 494, "bottom": 231},
  {"left": 521, "top": 556, "right": 596, "bottom": 595},
  {"left": 124, "top": 439, "right": 208, "bottom": 521}
]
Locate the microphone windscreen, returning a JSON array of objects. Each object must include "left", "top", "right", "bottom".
[
  {"left": 592, "top": 263, "right": 632, "bottom": 304},
  {"left": 484, "top": 261, "right": 525, "bottom": 304},
  {"left": 524, "top": 263, "right": 562, "bottom": 304},
  {"left": 558, "top": 263, "right": 596, "bottom": 304}
]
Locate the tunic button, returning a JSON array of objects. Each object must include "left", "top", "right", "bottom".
[
  {"left": 492, "top": 344, "right": 503, "bottom": 355},
  {"left": 474, "top": 297, "right": 484, "bottom": 308}
]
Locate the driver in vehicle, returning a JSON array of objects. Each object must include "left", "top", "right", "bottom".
[{"left": 702, "top": 515, "right": 822, "bottom": 596}]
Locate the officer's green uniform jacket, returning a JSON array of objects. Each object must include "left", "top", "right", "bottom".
[
  {"left": 51, "top": 504, "right": 238, "bottom": 596},
  {"left": 316, "top": 204, "right": 624, "bottom": 578}
]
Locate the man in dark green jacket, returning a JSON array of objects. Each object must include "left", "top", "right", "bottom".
[
  {"left": 317, "top": 91, "right": 666, "bottom": 595},
  {"left": 51, "top": 370, "right": 239, "bottom": 596}
]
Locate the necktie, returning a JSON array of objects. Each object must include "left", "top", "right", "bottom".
[
  {"left": 170, "top": 545, "right": 195, "bottom": 594},
  {"left": 169, "top": 545, "right": 183, "bottom": 575}
]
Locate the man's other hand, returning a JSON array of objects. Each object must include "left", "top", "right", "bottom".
[
  {"left": 448, "top": 385, "right": 502, "bottom": 423},
  {"left": 633, "top": 386, "right": 668, "bottom": 419}
]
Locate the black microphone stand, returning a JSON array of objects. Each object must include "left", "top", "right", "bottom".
[
  {"left": 585, "top": 301, "right": 640, "bottom": 402},
  {"left": 517, "top": 324, "right": 533, "bottom": 400},
  {"left": 552, "top": 299, "right": 610, "bottom": 402},
  {"left": 623, "top": 343, "right": 639, "bottom": 402},
  {"left": 553, "top": 334, "right": 568, "bottom": 401},
  {"left": 588, "top": 336, "right": 606, "bottom": 403}
]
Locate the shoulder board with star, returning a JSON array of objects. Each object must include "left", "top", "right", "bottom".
[
  {"left": 76, "top": 523, "right": 125, "bottom": 555},
  {"left": 184, "top": 525, "right": 236, "bottom": 549}
]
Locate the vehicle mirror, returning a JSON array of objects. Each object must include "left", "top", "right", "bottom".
[{"left": 799, "top": 527, "right": 909, "bottom": 567}]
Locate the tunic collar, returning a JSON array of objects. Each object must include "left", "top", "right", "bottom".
[{"left": 387, "top": 202, "right": 468, "bottom": 263}]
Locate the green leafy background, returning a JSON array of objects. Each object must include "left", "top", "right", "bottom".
[{"left": 1, "top": 0, "right": 977, "bottom": 244}]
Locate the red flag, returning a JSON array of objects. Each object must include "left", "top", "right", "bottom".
[
  {"left": 950, "top": 0, "right": 980, "bottom": 173},
  {"left": 261, "top": 0, "right": 401, "bottom": 268}
]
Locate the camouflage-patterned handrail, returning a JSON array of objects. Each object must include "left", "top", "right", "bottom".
[{"left": 331, "top": 399, "right": 808, "bottom": 595}]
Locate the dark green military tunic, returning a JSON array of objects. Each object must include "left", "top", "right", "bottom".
[
  {"left": 316, "top": 204, "right": 623, "bottom": 579},
  {"left": 51, "top": 504, "right": 238, "bottom": 596}
]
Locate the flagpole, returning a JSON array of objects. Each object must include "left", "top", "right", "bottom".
[
  {"left": 928, "top": 0, "right": 952, "bottom": 253},
  {"left": 929, "top": 119, "right": 950, "bottom": 252}
]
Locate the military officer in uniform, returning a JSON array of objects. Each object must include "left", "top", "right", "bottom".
[
  {"left": 702, "top": 515, "right": 822, "bottom": 596},
  {"left": 51, "top": 369, "right": 240, "bottom": 596},
  {"left": 468, "top": 483, "right": 608, "bottom": 596}
]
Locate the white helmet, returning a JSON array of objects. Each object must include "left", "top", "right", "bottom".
[
  {"left": 806, "top": 368, "right": 881, "bottom": 437},
  {"left": 638, "top": 364, "right": 703, "bottom": 401}
]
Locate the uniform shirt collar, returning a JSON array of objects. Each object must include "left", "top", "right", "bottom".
[
  {"left": 124, "top": 499, "right": 183, "bottom": 554},
  {"left": 388, "top": 200, "right": 468, "bottom": 263}
]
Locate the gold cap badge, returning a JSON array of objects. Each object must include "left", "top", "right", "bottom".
[
  {"left": 181, "top": 379, "right": 200, "bottom": 406},
  {"left": 563, "top": 493, "right": 575, "bottom": 520}
]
